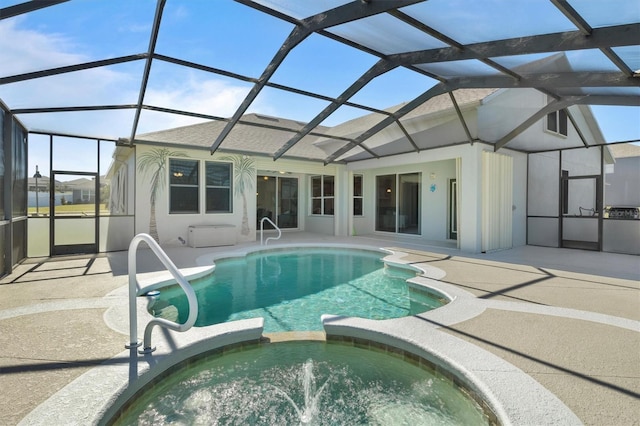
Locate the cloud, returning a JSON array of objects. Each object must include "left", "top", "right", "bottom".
[
  {"left": 117, "top": 23, "right": 151, "bottom": 34},
  {"left": 145, "top": 76, "right": 247, "bottom": 116},
  {"left": 0, "top": 19, "right": 138, "bottom": 106},
  {"left": 173, "top": 5, "right": 190, "bottom": 20},
  {"left": 0, "top": 19, "right": 270, "bottom": 139},
  {"left": 138, "top": 69, "right": 275, "bottom": 133},
  {"left": 0, "top": 19, "right": 81, "bottom": 76}
]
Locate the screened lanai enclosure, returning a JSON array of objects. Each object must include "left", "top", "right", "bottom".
[{"left": 1, "top": 0, "right": 639, "bottom": 277}]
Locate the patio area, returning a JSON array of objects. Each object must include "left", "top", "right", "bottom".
[{"left": 0, "top": 233, "right": 638, "bottom": 425}]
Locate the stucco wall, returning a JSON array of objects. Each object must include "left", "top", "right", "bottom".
[
  {"left": 510, "top": 148, "right": 528, "bottom": 247},
  {"left": 349, "top": 159, "right": 456, "bottom": 241},
  {"left": 350, "top": 144, "right": 475, "bottom": 251},
  {"left": 347, "top": 142, "right": 527, "bottom": 253},
  {"left": 479, "top": 89, "right": 593, "bottom": 152},
  {"left": 131, "top": 148, "right": 347, "bottom": 245},
  {"left": 134, "top": 146, "right": 258, "bottom": 246}
]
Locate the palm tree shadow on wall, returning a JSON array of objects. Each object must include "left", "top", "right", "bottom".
[
  {"left": 221, "top": 154, "right": 255, "bottom": 236},
  {"left": 137, "top": 148, "right": 187, "bottom": 242}
]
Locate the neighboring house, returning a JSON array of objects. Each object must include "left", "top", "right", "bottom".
[
  {"left": 27, "top": 175, "right": 50, "bottom": 192},
  {"left": 61, "top": 178, "right": 97, "bottom": 204},
  {"left": 108, "top": 84, "right": 616, "bottom": 253},
  {"left": 606, "top": 143, "right": 640, "bottom": 208}
]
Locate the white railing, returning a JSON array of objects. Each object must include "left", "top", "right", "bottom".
[
  {"left": 127, "top": 233, "right": 198, "bottom": 354},
  {"left": 260, "top": 217, "right": 282, "bottom": 245}
]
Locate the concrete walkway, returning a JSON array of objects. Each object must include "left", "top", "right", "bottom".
[{"left": 0, "top": 234, "right": 638, "bottom": 425}]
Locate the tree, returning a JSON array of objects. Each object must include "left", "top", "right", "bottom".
[
  {"left": 137, "top": 148, "right": 187, "bottom": 242},
  {"left": 220, "top": 154, "right": 255, "bottom": 236}
]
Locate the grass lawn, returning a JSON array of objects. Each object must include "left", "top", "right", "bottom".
[{"left": 28, "top": 204, "right": 110, "bottom": 216}]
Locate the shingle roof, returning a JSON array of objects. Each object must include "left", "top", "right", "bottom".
[
  {"left": 135, "top": 88, "right": 497, "bottom": 162},
  {"left": 136, "top": 113, "right": 333, "bottom": 160},
  {"left": 609, "top": 143, "right": 640, "bottom": 159}
]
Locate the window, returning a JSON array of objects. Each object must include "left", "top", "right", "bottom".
[
  {"left": 169, "top": 158, "right": 199, "bottom": 213},
  {"left": 546, "top": 108, "right": 568, "bottom": 136},
  {"left": 205, "top": 161, "right": 232, "bottom": 213},
  {"left": 311, "top": 175, "right": 334, "bottom": 215},
  {"left": 353, "top": 174, "right": 363, "bottom": 216}
]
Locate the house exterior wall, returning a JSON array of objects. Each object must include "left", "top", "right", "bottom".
[
  {"left": 510, "top": 148, "right": 528, "bottom": 247},
  {"left": 133, "top": 145, "right": 257, "bottom": 246},
  {"left": 347, "top": 139, "right": 527, "bottom": 253},
  {"left": 128, "top": 141, "right": 506, "bottom": 250},
  {"left": 350, "top": 159, "right": 455, "bottom": 240},
  {"left": 480, "top": 88, "right": 610, "bottom": 250},
  {"left": 479, "top": 89, "right": 589, "bottom": 152},
  {"left": 255, "top": 157, "right": 340, "bottom": 237},
  {"left": 130, "top": 147, "right": 344, "bottom": 246},
  {"left": 114, "top": 88, "right": 600, "bottom": 254}
]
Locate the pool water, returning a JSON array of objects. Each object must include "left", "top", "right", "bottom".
[
  {"left": 113, "top": 341, "right": 490, "bottom": 425},
  {"left": 152, "top": 248, "right": 446, "bottom": 332}
]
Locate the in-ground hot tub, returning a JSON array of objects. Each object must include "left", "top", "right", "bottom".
[{"left": 109, "top": 340, "right": 497, "bottom": 425}]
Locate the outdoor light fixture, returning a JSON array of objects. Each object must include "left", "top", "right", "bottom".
[
  {"left": 386, "top": 188, "right": 392, "bottom": 193},
  {"left": 33, "top": 165, "right": 42, "bottom": 215}
]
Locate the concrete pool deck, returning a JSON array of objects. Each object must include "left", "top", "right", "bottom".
[{"left": 0, "top": 233, "right": 638, "bottom": 425}]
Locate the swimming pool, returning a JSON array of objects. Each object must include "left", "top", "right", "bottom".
[
  {"left": 150, "top": 248, "right": 447, "bottom": 332},
  {"left": 112, "top": 340, "right": 493, "bottom": 425},
  {"left": 21, "top": 245, "right": 582, "bottom": 425}
]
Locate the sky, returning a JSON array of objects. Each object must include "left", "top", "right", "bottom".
[{"left": 0, "top": 0, "right": 638, "bottom": 177}]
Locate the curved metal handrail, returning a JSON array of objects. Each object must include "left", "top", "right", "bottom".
[
  {"left": 260, "top": 216, "right": 282, "bottom": 245},
  {"left": 127, "top": 233, "right": 198, "bottom": 354}
]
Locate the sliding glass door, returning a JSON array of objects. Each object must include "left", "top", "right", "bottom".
[
  {"left": 257, "top": 175, "right": 298, "bottom": 229},
  {"left": 376, "top": 173, "right": 420, "bottom": 234}
]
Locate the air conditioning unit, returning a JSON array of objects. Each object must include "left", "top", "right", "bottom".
[{"left": 187, "top": 225, "right": 237, "bottom": 248}]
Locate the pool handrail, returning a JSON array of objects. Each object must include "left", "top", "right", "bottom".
[
  {"left": 260, "top": 217, "right": 282, "bottom": 245},
  {"left": 127, "top": 233, "right": 199, "bottom": 354}
]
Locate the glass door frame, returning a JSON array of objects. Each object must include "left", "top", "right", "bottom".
[
  {"left": 375, "top": 172, "right": 421, "bottom": 235},
  {"left": 50, "top": 170, "right": 99, "bottom": 255},
  {"left": 560, "top": 173, "right": 602, "bottom": 251},
  {"left": 256, "top": 174, "right": 298, "bottom": 230},
  {"left": 448, "top": 178, "right": 458, "bottom": 240}
]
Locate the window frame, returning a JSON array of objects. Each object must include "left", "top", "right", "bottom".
[
  {"left": 353, "top": 174, "right": 363, "bottom": 216},
  {"left": 375, "top": 172, "right": 421, "bottom": 234},
  {"left": 546, "top": 106, "right": 568, "bottom": 137},
  {"left": 310, "top": 175, "right": 334, "bottom": 216},
  {"left": 168, "top": 158, "right": 200, "bottom": 214},
  {"left": 205, "top": 160, "right": 233, "bottom": 214}
]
